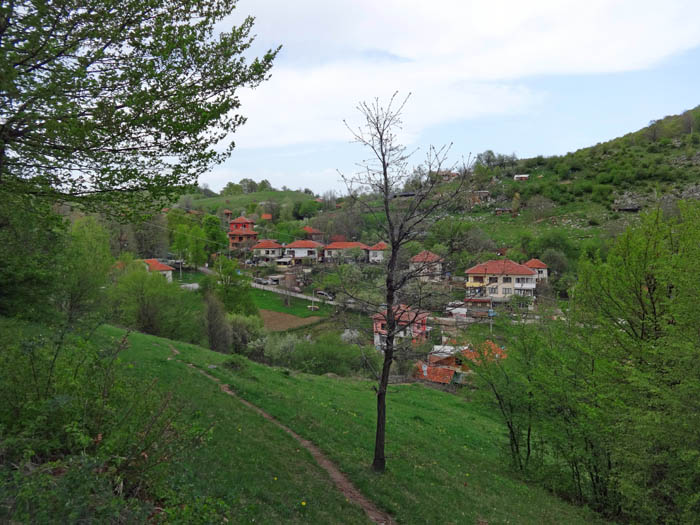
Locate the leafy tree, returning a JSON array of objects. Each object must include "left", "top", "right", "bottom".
[
  {"left": 214, "top": 256, "right": 257, "bottom": 315},
  {"left": 239, "top": 178, "right": 259, "bottom": 194},
  {"left": 202, "top": 215, "right": 227, "bottom": 258},
  {"left": 221, "top": 182, "right": 244, "bottom": 196},
  {"left": 0, "top": 0, "right": 278, "bottom": 216},
  {"left": 187, "top": 226, "right": 207, "bottom": 270},
  {"left": 257, "top": 179, "right": 273, "bottom": 191}
]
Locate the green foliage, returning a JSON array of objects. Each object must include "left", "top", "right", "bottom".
[
  {"left": 214, "top": 256, "right": 257, "bottom": 316},
  {"left": 220, "top": 182, "right": 243, "bottom": 196},
  {"left": 229, "top": 314, "right": 264, "bottom": 355},
  {"left": 201, "top": 215, "right": 228, "bottom": 257},
  {"left": 187, "top": 225, "right": 207, "bottom": 269}
]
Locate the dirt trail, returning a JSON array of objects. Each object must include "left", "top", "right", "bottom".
[{"left": 168, "top": 344, "right": 394, "bottom": 524}]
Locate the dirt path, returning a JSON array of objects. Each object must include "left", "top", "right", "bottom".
[{"left": 168, "top": 345, "right": 393, "bottom": 524}]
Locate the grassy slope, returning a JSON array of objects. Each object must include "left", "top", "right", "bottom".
[
  {"left": 107, "top": 326, "right": 603, "bottom": 524},
  {"left": 187, "top": 190, "right": 315, "bottom": 214},
  {"left": 98, "top": 326, "right": 368, "bottom": 524}
]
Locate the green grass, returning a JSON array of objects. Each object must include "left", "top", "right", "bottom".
[
  {"left": 175, "top": 270, "right": 207, "bottom": 284},
  {"left": 97, "top": 325, "right": 369, "bottom": 524},
  {"left": 104, "top": 326, "right": 604, "bottom": 524},
  {"left": 250, "top": 287, "right": 335, "bottom": 318}
]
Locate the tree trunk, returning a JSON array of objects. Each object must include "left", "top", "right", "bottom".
[{"left": 372, "top": 340, "right": 393, "bottom": 472}]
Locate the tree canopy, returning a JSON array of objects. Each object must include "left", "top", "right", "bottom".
[{"left": 0, "top": 0, "right": 279, "bottom": 216}]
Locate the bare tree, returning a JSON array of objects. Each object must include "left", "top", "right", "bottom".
[{"left": 340, "top": 93, "right": 468, "bottom": 472}]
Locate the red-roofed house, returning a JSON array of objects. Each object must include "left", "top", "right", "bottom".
[
  {"left": 372, "top": 304, "right": 430, "bottom": 350},
  {"left": 414, "top": 340, "right": 506, "bottom": 384},
  {"left": 524, "top": 258, "right": 549, "bottom": 281},
  {"left": 260, "top": 213, "right": 273, "bottom": 221},
  {"left": 465, "top": 259, "right": 536, "bottom": 301},
  {"left": 302, "top": 225, "right": 324, "bottom": 242},
  {"left": 252, "top": 240, "right": 283, "bottom": 263},
  {"left": 285, "top": 240, "right": 324, "bottom": 264},
  {"left": 228, "top": 216, "right": 258, "bottom": 250},
  {"left": 368, "top": 241, "right": 389, "bottom": 263},
  {"left": 409, "top": 250, "right": 444, "bottom": 282},
  {"left": 324, "top": 241, "right": 370, "bottom": 262},
  {"left": 143, "top": 259, "right": 175, "bottom": 282}
]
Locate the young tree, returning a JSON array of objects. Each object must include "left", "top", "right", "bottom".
[
  {"left": 202, "top": 215, "right": 228, "bottom": 259},
  {"left": 187, "top": 226, "right": 207, "bottom": 270},
  {"left": 341, "top": 93, "right": 467, "bottom": 472},
  {"left": 0, "top": 0, "right": 279, "bottom": 217}
]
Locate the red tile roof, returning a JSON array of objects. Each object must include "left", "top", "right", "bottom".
[
  {"left": 228, "top": 228, "right": 257, "bottom": 236},
  {"left": 286, "top": 240, "right": 323, "bottom": 249},
  {"left": 252, "top": 239, "right": 282, "bottom": 249},
  {"left": 260, "top": 213, "right": 272, "bottom": 220},
  {"left": 410, "top": 250, "right": 443, "bottom": 263},
  {"left": 414, "top": 362, "right": 455, "bottom": 384},
  {"left": 465, "top": 259, "right": 535, "bottom": 276},
  {"left": 325, "top": 241, "right": 370, "bottom": 250},
  {"left": 524, "top": 258, "right": 548, "bottom": 269},
  {"left": 230, "top": 216, "right": 255, "bottom": 224},
  {"left": 302, "top": 225, "right": 323, "bottom": 234},
  {"left": 372, "top": 304, "right": 430, "bottom": 324},
  {"left": 330, "top": 234, "right": 346, "bottom": 242},
  {"left": 369, "top": 241, "right": 389, "bottom": 251},
  {"left": 143, "top": 259, "right": 174, "bottom": 272}
]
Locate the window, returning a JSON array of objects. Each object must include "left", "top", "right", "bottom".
[
  {"left": 502, "top": 276, "right": 512, "bottom": 283},
  {"left": 473, "top": 277, "right": 484, "bottom": 283},
  {"left": 503, "top": 288, "right": 512, "bottom": 295},
  {"left": 489, "top": 276, "right": 498, "bottom": 283},
  {"left": 489, "top": 286, "right": 498, "bottom": 294}
]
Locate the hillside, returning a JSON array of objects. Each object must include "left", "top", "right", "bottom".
[
  {"left": 102, "top": 325, "right": 603, "bottom": 524},
  {"left": 181, "top": 189, "right": 317, "bottom": 216}
]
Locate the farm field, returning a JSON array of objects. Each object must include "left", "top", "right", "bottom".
[
  {"left": 259, "top": 309, "right": 323, "bottom": 331},
  {"left": 250, "top": 287, "right": 335, "bottom": 318}
]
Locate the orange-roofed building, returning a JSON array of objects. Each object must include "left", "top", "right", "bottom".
[
  {"left": 252, "top": 239, "right": 283, "bottom": 263},
  {"left": 260, "top": 213, "right": 273, "bottom": 221},
  {"left": 302, "top": 225, "right": 324, "bottom": 242},
  {"left": 372, "top": 304, "right": 430, "bottom": 350},
  {"left": 324, "top": 241, "right": 370, "bottom": 262},
  {"left": 524, "top": 258, "right": 549, "bottom": 281},
  {"left": 228, "top": 216, "right": 258, "bottom": 250},
  {"left": 142, "top": 259, "right": 175, "bottom": 282},
  {"left": 368, "top": 241, "right": 389, "bottom": 263},
  {"left": 465, "top": 259, "right": 536, "bottom": 302},
  {"left": 414, "top": 340, "right": 506, "bottom": 385},
  {"left": 285, "top": 240, "right": 324, "bottom": 263},
  {"left": 409, "top": 250, "right": 444, "bottom": 282}
]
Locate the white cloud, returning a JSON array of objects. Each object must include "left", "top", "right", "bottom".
[{"left": 220, "top": 0, "right": 700, "bottom": 152}]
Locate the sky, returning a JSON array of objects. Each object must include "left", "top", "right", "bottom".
[{"left": 200, "top": 0, "right": 700, "bottom": 194}]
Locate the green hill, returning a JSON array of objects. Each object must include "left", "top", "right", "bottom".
[
  {"left": 100, "top": 325, "right": 602, "bottom": 524},
  {"left": 182, "top": 189, "right": 317, "bottom": 216}
]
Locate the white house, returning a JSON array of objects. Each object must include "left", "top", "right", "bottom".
[
  {"left": 524, "top": 258, "right": 549, "bottom": 281},
  {"left": 143, "top": 258, "right": 174, "bottom": 282},
  {"left": 252, "top": 240, "right": 284, "bottom": 264},
  {"left": 284, "top": 240, "right": 324, "bottom": 263},
  {"left": 368, "top": 241, "right": 388, "bottom": 263}
]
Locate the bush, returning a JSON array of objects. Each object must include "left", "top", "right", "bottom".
[{"left": 230, "top": 314, "right": 264, "bottom": 355}]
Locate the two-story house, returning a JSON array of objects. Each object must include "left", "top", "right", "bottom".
[
  {"left": 251, "top": 239, "right": 284, "bottom": 264},
  {"left": 284, "top": 240, "right": 324, "bottom": 264},
  {"left": 372, "top": 304, "right": 430, "bottom": 351},
  {"left": 409, "top": 250, "right": 444, "bottom": 282},
  {"left": 465, "top": 259, "right": 537, "bottom": 302},
  {"left": 228, "top": 216, "right": 258, "bottom": 250}
]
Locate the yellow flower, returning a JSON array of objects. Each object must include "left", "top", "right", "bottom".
[
  {"left": 274, "top": 477, "right": 278, "bottom": 481},
  {"left": 301, "top": 501, "right": 306, "bottom": 506}
]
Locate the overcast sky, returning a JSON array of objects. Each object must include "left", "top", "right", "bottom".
[{"left": 201, "top": 0, "right": 700, "bottom": 193}]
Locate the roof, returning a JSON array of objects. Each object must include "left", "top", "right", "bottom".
[
  {"left": 330, "top": 234, "right": 346, "bottom": 242},
  {"left": 228, "top": 228, "right": 257, "bottom": 236},
  {"left": 252, "top": 239, "right": 282, "bottom": 249},
  {"left": 372, "top": 304, "right": 430, "bottom": 324},
  {"left": 222, "top": 209, "right": 232, "bottom": 214},
  {"left": 414, "top": 362, "right": 455, "bottom": 384},
  {"left": 143, "top": 259, "right": 174, "bottom": 272},
  {"left": 369, "top": 241, "right": 389, "bottom": 251},
  {"left": 465, "top": 259, "right": 535, "bottom": 276},
  {"left": 325, "top": 241, "right": 370, "bottom": 250},
  {"left": 302, "top": 225, "right": 323, "bottom": 234},
  {"left": 230, "top": 216, "right": 255, "bottom": 224},
  {"left": 410, "top": 250, "right": 443, "bottom": 263},
  {"left": 260, "top": 213, "right": 272, "bottom": 220},
  {"left": 286, "top": 240, "right": 324, "bottom": 249},
  {"left": 524, "top": 258, "right": 548, "bottom": 269}
]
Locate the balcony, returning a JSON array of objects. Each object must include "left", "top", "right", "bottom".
[{"left": 514, "top": 281, "right": 536, "bottom": 290}]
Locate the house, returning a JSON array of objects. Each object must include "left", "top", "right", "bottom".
[
  {"left": 414, "top": 340, "right": 506, "bottom": 385},
  {"left": 260, "top": 213, "right": 273, "bottom": 221},
  {"left": 513, "top": 174, "right": 530, "bottom": 181},
  {"left": 368, "top": 241, "right": 389, "bottom": 263},
  {"left": 284, "top": 240, "right": 324, "bottom": 264},
  {"left": 222, "top": 209, "right": 233, "bottom": 221},
  {"left": 302, "top": 225, "right": 324, "bottom": 242},
  {"left": 252, "top": 239, "right": 283, "bottom": 264},
  {"left": 372, "top": 304, "right": 430, "bottom": 350},
  {"left": 323, "top": 241, "right": 369, "bottom": 261},
  {"left": 143, "top": 258, "right": 174, "bottom": 282},
  {"left": 409, "top": 250, "right": 443, "bottom": 282},
  {"left": 524, "top": 258, "right": 549, "bottom": 281},
  {"left": 465, "top": 259, "right": 537, "bottom": 302},
  {"left": 228, "top": 216, "right": 258, "bottom": 250}
]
